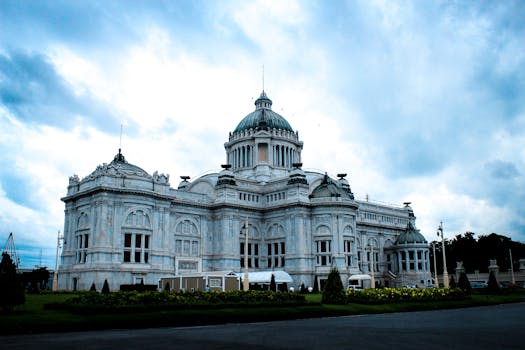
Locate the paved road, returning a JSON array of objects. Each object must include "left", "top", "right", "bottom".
[{"left": 3, "top": 303, "right": 525, "bottom": 349}]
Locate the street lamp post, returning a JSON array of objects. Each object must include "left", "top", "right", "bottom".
[
  {"left": 52, "top": 230, "right": 63, "bottom": 291},
  {"left": 437, "top": 222, "right": 449, "bottom": 288},
  {"left": 243, "top": 218, "right": 250, "bottom": 291},
  {"left": 432, "top": 242, "right": 439, "bottom": 287},
  {"left": 370, "top": 242, "right": 375, "bottom": 289}
]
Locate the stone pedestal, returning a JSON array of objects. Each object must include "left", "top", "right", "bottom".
[
  {"left": 455, "top": 261, "right": 465, "bottom": 280},
  {"left": 488, "top": 259, "right": 499, "bottom": 277}
]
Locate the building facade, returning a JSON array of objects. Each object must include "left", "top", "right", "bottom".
[{"left": 58, "top": 91, "right": 432, "bottom": 291}]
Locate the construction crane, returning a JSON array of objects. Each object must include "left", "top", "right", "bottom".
[{"left": 3, "top": 232, "right": 21, "bottom": 269}]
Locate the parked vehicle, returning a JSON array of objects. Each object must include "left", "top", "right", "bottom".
[{"left": 470, "top": 281, "right": 488, "bottom": 289}]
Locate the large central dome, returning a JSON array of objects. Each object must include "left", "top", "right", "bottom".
[{"left": 233, "top": 91, "right": 294, "bottom": 133}]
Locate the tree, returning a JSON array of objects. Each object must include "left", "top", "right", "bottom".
[
  {"left": 270, "top": 274, "right": 276, "bottom": 292},
  {"left": 457, "top": 272, "right": 471, "bottom": 294},
  {"left": 322, "top": 268, "right": 346, "bottom": 304},
  {"left": 101, "top": 279, "right": 110, "bottom": 293},
  {"left": 0, "top": 252, "right": 25, "bottom": 311},
  {"left": 487, "top": 271, "right": 501, "bottom": 294},
  {"left": 89, "top": 282, "right": 97, "bottom": 292}
]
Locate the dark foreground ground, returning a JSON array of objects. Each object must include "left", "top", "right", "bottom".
[{"left": 3, "top": 302, "right": 524, "bottom": 350}]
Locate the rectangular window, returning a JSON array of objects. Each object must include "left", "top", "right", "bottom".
[
  {"left": 344, "top": 240, "right": 352, "bottom": 267},
  {"left": 76, "top": 233, "right": 89, "bottom": 264},
  {"left": 267, "top": 241, "right": 285, "bottom": 267},
  {"left": 123, "top": 233, "right": 150, "bottom": 263},
  {"left": 316, "top": 240, "right": 332, "bottom": 266}
]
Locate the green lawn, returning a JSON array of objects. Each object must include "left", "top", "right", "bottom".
[{"left": 1, "top": 290, "right": 524, "bottom": 335}]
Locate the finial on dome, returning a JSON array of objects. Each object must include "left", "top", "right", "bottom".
[{"left": 113, "top": 148, "right": 126, "bottom": 163}]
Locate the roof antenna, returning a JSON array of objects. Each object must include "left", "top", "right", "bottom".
[{"left": 119, "top": 123, "right": 123, "bottom": 153}]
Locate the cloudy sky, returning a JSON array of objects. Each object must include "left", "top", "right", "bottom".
[{"left": 1, "top": 0, "right": 524, "bottom": 269}]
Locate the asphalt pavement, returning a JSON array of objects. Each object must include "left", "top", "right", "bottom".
[{"left": 3, "top": 302, "right": 525, "bottom": 349}]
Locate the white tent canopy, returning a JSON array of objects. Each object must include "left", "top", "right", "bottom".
[
  {"left": 236, "top": 270, "right": 293, "bottom": 284},
  {"left": 348, "top": 274, "right": 372, "bottom": 281}
]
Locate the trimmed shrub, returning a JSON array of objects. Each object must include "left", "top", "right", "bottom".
[
  {"left": 89, "top": 283, "right": 97, "bottom": 292},
  {"left": 449, "top": 275, "right": 457, "bottom": 288},
  {"left": 321, "top": 268, "right": 346, "bottom": 304},
  {"left": 270, "top": 274, "right": 276, "bottom": 292},
  {"left": 120, "top": 284, "right": 157, "bottom": 292},
  {"left": 102, "top": 279, "right": 110, "bottom": 294},
  {"left": 45, "top": 290, "right": 308, "bottom": 314},
  {"left": 299, "top": 283, "right": 307, "bottom": 294},
  {"left": 487, "top": 271, "right": 501, "bottom": 294},
  {"left": 457, "top": 273, "right": 471, "bottom": 294}
]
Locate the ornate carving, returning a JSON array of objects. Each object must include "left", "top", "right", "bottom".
[
  {"left": 153, "top": 171, "right": 170, "bottom": 184},
  {"left": 69, "top": 175, "right": 80, "bottom": 185}
]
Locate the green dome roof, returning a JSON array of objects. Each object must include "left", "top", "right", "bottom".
[
  {"left": 309, "top": 174, "right": 353, "bottom": 199},
  {"left": 233, "top": 91, "right": 294, "bottom": 133},
  {"left": 395, "top": 222, "right": 427, "bottom": 245}
]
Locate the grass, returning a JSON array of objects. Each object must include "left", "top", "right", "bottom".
[{"left": 1, "top": 290, "right": 524, "bottom": 335}]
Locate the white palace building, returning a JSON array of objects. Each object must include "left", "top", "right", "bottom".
[{"left": 58, "top": 91, "right": 432, "bottom": 291}]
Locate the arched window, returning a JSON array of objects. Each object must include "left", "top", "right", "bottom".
[
  {"left": 75, "top": 212, "right": 90, "bottom": 264},
  {"left": 122, "top": 209, "right": 152, "bottom": 263},
  {"left": 174, "top": 219, "right": 200, "bottom": 256}
]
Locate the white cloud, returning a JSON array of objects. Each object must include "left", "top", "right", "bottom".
[{"left": 1, "top": 1, "right": 524, "bottom": 267}]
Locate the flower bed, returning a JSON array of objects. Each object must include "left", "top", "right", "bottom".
[{"left": 346, "top": 287, "right": 468, "bottom": 304}]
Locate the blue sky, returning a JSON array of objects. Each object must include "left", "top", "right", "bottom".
[{"left": 1, "top": 0, "right": 524, "bottom": 269}]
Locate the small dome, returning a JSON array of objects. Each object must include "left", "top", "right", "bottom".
[
  {"left": 233, "top": 91, "right": 294, "bottom": 133},
  {"left": 310, "top": 174, "right": 351, "bottom": 199},
  {"left": 395, "top": 222, "right": 427, "bottom": 245},
  {"left": 108, "top": 150, "right": 149, "bottom": 177},
  {"left": 87, "top": 150, "right": 150, "bottom": 179}
]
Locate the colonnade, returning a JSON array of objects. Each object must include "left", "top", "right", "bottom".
[
  {"left": 231, "top": 145, "right": 253, "bottom": 168},
  {"left": 229, "top": 144, "right": 299, "bottom": 169},
  {"left": 394, "top": 248, "right": 430, "bottom": 272},
  {"left": 272, "top": 144, "right": 297, "bottom": 168}
]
